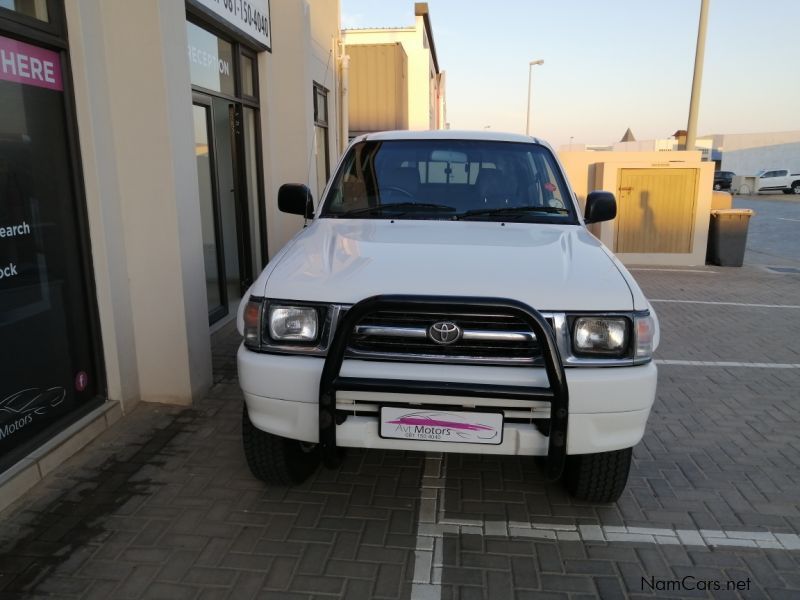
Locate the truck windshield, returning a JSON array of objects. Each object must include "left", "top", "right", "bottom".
[{"left": 320, "top": 140, "right": 579, "bottom": 223}]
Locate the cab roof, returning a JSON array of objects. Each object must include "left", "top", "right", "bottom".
[{"left": 360, "top": 130, "right": 544, "bottom": 145}]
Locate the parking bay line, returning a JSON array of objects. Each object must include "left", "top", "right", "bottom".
[
  {"left": 414, "top": 519, "right": 800, "bottom": 552},
  {"left": 629, "top": 268, "right": 717, "bottom": 274},
  {"left": 651, "top": 299, "right": 800, "bottom": 309},
  {"left": 409, "top": 455, "right": 800, "bottom": 599}
]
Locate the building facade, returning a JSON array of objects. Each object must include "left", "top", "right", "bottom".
[
  {"left": 699, "top": 131, "right": 800, "bottom": 176},
  {"left": 0, "top": 0, "right": 344, "bottom": 507},
  {"left": 342, "top": 2, "right": 446, "bottom": 137}
]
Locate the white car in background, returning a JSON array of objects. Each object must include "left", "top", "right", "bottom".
[
  {"left": 755, "top": 169, "right": 800, "bottom": 194},
  {"left": 237, "top": 130, "right": 659, "bottom": 502}
]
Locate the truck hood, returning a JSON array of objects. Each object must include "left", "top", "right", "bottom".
[{"left": 257, "top": 219, "right": 635, "bottom": 311}]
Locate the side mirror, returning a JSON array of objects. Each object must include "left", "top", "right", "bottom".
[
  {"left": 278, "top": 184, "right": 314, "bottom": 218},
  {"left": 584, "top": 191, "right": 617, "bottom": 224}
]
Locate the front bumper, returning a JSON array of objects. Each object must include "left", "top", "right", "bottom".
[{"left": 238, "top": 350, "right": 657, "bottom": 456}]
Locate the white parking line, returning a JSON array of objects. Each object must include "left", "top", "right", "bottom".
[
  {"left": 656, "top": 359, "right": 800, "bottom": 369},
  {"left": 629, "top": 268, "right": 716, "bottom": 274},
  {"left": 416, "top": 520, "right": 800, "bottom": 551},
  {"left": 411, "top": 453, "right": 445, "bottom": 600},
  {"left": 409, "top": 454, "right": 800, "bottom": 599},
  {"left": 651, "top": 299, "right": 800, "bottom": 309},
  {"left": 777, "top": 217, "right": 800, "bottom": 223}
]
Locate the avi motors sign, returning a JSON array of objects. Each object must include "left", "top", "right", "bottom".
[{"left": 188, "top": 0, "right": 271, "bottom": 51}]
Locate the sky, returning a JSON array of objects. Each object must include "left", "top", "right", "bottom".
[{"left": 341, "top": 0, "right": 800, "bottom": 148}]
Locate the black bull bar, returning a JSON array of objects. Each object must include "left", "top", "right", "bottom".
[{"left": 318, "top": 295, "right": 569, "bottom": 481}]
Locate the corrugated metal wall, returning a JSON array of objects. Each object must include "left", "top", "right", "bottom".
[
  {"left": 347, "top": 43, "right": 408, "bottom": 134},
  {"left": 615, "top": 168, "right": 699, "bottom": 254}
]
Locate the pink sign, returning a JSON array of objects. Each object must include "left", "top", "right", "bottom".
[{"left": 0, "top": 35, "right": 62, "bottom": 91}]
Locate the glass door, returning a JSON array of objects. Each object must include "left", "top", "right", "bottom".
[
  {"left": 192, "top": 98, "right": 227, "bottom": 323},
  {"left": 187, "top": 18, "right": 266, "bottom": 325},
  {"left": 193, "top": 94, "right": 254, "bottom": 324}
]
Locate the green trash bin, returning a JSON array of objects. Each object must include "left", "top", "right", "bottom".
[{"left": 706, "top": 209, "right": 754, "bottom": 267}]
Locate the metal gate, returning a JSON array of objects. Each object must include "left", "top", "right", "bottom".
[{"left": 615, "top": 168, "right": 698, "bottom": 254}]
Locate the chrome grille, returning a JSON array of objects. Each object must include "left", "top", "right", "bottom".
[{"left": 345, "top": 310, "right": 553, "bottom": 365}]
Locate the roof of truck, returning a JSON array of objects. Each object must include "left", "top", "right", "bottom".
[{"left": 360, "top": 130, "right": 544, "bottom": 145}]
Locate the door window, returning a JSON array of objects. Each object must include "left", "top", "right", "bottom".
[{"left": 192, "top": 103, "right": 225, "bottom": 320}]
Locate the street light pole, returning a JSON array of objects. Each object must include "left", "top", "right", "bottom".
[
  {"left": 525, "top": 59, "right": 544, "bottom": 136},
  {"left": 686, "top": 0, "right": 710, "bottom": 151}
]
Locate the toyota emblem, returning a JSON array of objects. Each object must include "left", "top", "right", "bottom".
[{"left": 428, "top": 321, "right": 462, "bottom": 345}]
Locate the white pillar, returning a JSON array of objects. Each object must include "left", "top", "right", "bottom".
[{"left": 66, "top": 0, "right": 212, "bottom": 407}]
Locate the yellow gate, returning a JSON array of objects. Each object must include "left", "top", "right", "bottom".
[{"left": 615, "top": 168, "right": 698, "bottom": 254}]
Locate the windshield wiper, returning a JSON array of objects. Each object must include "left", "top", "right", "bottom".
[
  {"left": 334, "top": 202, "right": 457, "bottom": 217},
  {"left": 457, "top": 206, "right": 569, "bottom": 220}
]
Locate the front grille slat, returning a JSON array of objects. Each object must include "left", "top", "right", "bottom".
[{"left": 346, "top": 309, "right": 553, "bottom": 366}]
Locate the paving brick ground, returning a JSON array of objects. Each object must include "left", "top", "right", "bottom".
[{"left": 0, "top": 264, "right": 798, "bottom": 599}]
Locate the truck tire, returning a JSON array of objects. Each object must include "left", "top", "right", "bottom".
[
  {"left": 713, "top": 183, "right": 721, "bottom": 191},
  {"left": 792, "top": 181, "right": 800, "bottom": 195},
  {"left": 561, "top": 447, "right": 632, "bottom": 503},
  {"left": 242, "top": 405, "right": 320, "bottom": 484}
]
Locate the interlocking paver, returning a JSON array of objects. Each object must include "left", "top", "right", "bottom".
[{"left": 0, "top": 266, "right": 798, "bottom": 598}]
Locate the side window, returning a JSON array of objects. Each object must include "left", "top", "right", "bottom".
[
  {"left": 326, "top": 145, "right": 372, "bottom": 212},
  {"left": 313, "top": 83, "right": 330, "bottom": 199},
  {"left": 778, "top": 170, "right": 788, "bottom": 177}
]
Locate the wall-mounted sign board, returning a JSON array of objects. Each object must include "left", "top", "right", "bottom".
[{"left": 187, "top": 0, "right": 271, "bottom": 52}]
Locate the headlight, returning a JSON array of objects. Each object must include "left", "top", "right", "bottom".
[
  {"left": 634, "top": 314, "right": 654, "bottom": 362},
  {"left": 268, "top": 306, "right": 319, "bottom": 342},
  {"left": 573, "top": 317, "right": 628, "bottom": 356}
]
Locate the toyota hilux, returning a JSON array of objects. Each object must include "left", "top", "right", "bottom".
[{"left": 237, "top": 130, "right": 659, "bottom": 502}]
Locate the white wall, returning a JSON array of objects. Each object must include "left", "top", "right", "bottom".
[
  {"left": 261, "top": 0, "right": 342, "bottom": 257},
  {"left": 66, "top": 0, "right": 212, "bottom": 408},
  {"left": 720, "top": 142, "right": 800, "bottom": 176}
]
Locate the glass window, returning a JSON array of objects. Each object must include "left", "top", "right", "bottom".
[
  {"left": 192, "top": 104, "right": 223, "bottom": 315},
  {"left": 313, "top": 84, "right": 329, "bottom": 199},
  {"left": 186, "top": 21, "right": 235, "bottom": 96},
  {"left": 242, "top": 107, "right": 263, "bottom": 274},
  {"left": 0, "top": 0, "right": 48, "bottom": 22},
  {"left": 240, "top": 54, "right": 255, "bottom": 97},
  {"left": 321, "top": 140, "right": 578, "bottom": 223},
  {"left": 1, "top": 34, "right": 99, "bottom": 463}
]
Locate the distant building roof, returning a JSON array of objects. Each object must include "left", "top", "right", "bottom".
[{"left": 620, "top": 128, "right": 636, "bottom": 142}]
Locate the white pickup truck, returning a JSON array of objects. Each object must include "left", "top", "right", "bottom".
[
  {"left": 755, "top": 169, "right": 800, "bottom": 194},
  {"left": 237, "top": 131, "right": 659, "bottom": 502}
]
